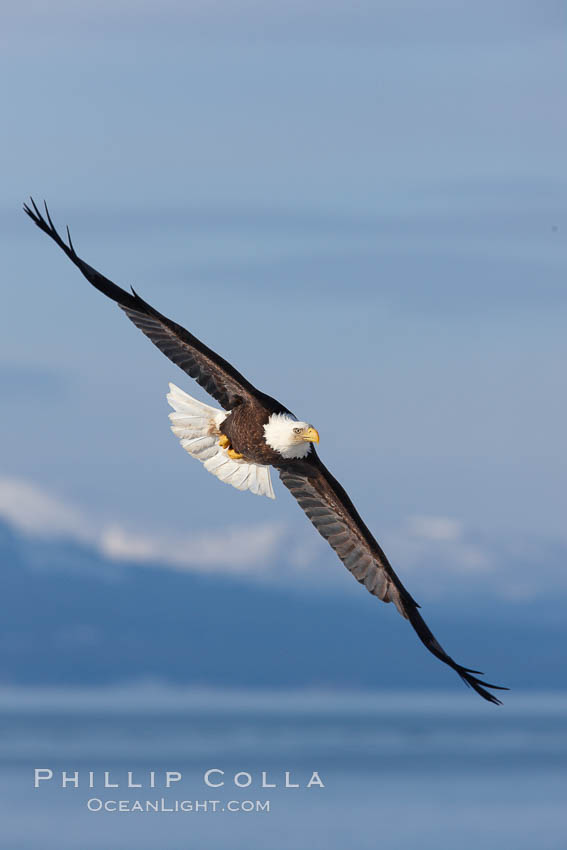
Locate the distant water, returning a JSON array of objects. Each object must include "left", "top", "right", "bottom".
[{"left": 1, "top": 685, "right": 565, "bottom": 850}]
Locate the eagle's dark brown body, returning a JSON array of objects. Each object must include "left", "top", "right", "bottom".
[
  {"left": 24, "top": 199, "right": 507, "bottom": 705},
  {"left": 219, "top": 404, "right": 277, "bottom": 466}
]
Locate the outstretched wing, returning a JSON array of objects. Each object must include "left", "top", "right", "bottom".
[
  {"left": 279, "top": 456, "right": 507, "bottom": 705},
  {"left": 24, "top": 199, "right": 279, "bottom": 412}
]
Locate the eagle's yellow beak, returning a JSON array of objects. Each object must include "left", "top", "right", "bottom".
[{"left": 303, "top": 426, "right": 320, "bottom": 444}]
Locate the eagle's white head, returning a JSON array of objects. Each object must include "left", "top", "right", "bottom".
[{"left": 264, "top": 413, "right": 320, "bottom": 459}]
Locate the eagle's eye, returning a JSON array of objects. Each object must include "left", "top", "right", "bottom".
[{"left": 293, "top": 427, "right": 302, "bottom": 434}]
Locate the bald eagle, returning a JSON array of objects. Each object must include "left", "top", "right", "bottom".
[{"left": 24, "top": 199, "right": 506, "bottom": 705}]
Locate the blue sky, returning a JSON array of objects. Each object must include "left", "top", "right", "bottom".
[{"left": 1, "top": 1, "right": 566, "bottom": 598}]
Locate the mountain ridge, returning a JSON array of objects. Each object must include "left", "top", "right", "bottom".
[{"left": 0, "top": 519, "right": 563, "bottom": 691}]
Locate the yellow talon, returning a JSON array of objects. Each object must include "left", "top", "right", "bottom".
[{"left": 218, "top": 433, "right": 243, "bottom": 458}]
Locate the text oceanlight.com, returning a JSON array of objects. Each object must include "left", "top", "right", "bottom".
[{"left": 87, "top": 798, "right": 270, "bottom": 813}]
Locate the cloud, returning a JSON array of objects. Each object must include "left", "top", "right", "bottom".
[
  {"left": 0, "top": 476, "right": 565, "bottom": 602},
  {"left": 0, "top": 476, "right": 283, "bottom": 575},
  {"left": 99, "top": 522, "right": 285, "bottom": 573},
  {"left": 0, "top": 478, "right": 93, "bottom": 540},
  {"left": 399, "top": 515, "right": 493, "bottom": 573},
  {"left": 382, "top": 515, "right": 495, "bottom": 583},
  {"left": 407, "top": 515, "right": 463, "bottom": 542}
]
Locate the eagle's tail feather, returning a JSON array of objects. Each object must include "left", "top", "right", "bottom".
[{"left": 166, "top": 383, "right": 275, "bottom": 500}]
